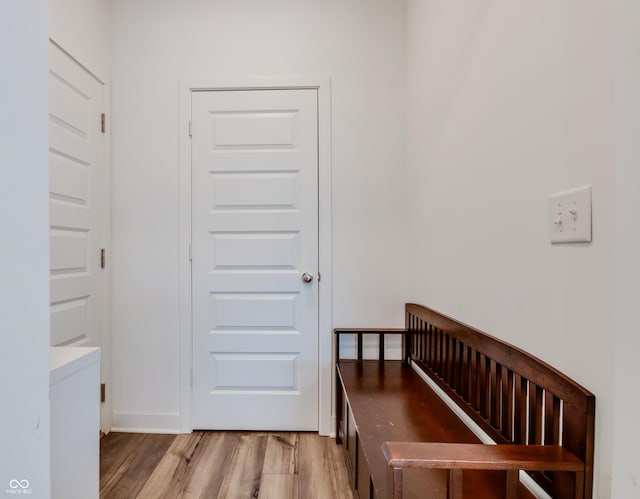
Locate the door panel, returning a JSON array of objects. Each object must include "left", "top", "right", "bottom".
[
  {"left": 211, "top": 231, "right": 299, "bottom": 269},
  {"left": 211, "top": 172, "right": 299, "bottom": 209},
  {"left": 191, "top": 89, "right": 319, "bottom": 430},
  {"left": 49, "top": 43, "right": 104, "bottom": 349}
]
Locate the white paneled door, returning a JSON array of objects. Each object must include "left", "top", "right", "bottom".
[
  {"left": 49, "top": 45, "right": 105, "bottom": 348},
  {"left": 191, "top": 89, "right": 319, "bottom": 430}
]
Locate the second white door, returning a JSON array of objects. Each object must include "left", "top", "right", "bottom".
[{"left": 191, "top": 88, "right": 319, "bottom": 430}]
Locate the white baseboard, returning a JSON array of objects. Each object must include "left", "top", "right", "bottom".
[{"left": 111, "top": 411, "right": 182, "bottom": 434}]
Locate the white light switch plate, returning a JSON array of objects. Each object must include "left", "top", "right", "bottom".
[{"left": 549, "top": 185, "right": 592, "bottom": 243}]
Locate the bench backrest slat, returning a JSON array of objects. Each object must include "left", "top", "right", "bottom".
[{"left": 405, "top": 303, "right": 595, "bottom": 499}]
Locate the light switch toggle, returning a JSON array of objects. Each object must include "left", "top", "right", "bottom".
[{"left": 549, "top": 185, "right": 592, "bottom": 243}]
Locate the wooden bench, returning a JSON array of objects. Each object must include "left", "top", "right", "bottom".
[{"left": 335, "top": 304, "right": 595, "bottom": 499}]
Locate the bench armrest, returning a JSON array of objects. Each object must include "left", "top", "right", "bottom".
[
  {"left": 382, "top": 442, "right": 584, "bottom": 471},
  {"left": 381, "top": 442, "right": 584, "bottom": 499}
]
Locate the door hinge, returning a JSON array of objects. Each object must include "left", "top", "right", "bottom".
[
  {"left": 188, "top": 120, "right": 192, "bottom": 138},
  {"left": 190, "top": 368, "right": 193, "bottom": 387},
  {"left": 100, "top": 383, "right": 106, "bottom": 403},
  {"left": 101, "top": 113, "right": 106, "bottom": 133},
  {"left": 100, "top": 248, "right": 106, "bottom": 269},
  {"left": 189, "top": 244, "right": 192, "bottom": 262}
]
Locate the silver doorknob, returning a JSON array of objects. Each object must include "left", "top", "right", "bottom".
[{"left": 301, "top": 272, "right": 314, "bottom": 283}]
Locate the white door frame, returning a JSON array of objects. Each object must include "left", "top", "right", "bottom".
[{"left": 178, "top": 77, "right": 332, "bottom": 435}]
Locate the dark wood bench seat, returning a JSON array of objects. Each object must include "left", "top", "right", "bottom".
[
  {"left": 338, "top": 360, "right": 526, "bottom": 498},
  {"left": 335, "top": 304, "right": 595, "bottom": 499}
]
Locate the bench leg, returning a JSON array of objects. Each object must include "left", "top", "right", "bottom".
[
  {"left": 335, "top": 372, "right": 343, "bottom": 445},
  {"left": 554, "top": 471, "right": 583, "bottom": 499},
  {"left": 505, "top": 470, "right": 518, "bottom": 499},
  {"left": 448, "top": 469, "right": 463, "bottom": 499},
  {"left": 574, "top": 471, "right": 584, "bottom": 499},
  {"left": 387, "top": 467, "right": 403, "bottom": 499}
]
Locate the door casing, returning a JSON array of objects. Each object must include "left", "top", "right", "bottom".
[{"left": 178, "top": 77, "right": 332, "bottom": 435}]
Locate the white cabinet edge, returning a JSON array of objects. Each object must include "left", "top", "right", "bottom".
[{"left": 50, "top": 346, "right": 101, "bottom": 385}]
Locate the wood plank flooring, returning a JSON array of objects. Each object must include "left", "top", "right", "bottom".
[{"left": 100, "top": 432, "right": 355, "bottom": 499}]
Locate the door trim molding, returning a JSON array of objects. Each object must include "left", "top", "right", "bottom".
[{"left": 178, "top": 77, "right": 333, "bottom": 435}]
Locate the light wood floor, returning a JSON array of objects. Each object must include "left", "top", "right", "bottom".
[{"left": 100, "top": 432, "right": 356, "bottom": 499}]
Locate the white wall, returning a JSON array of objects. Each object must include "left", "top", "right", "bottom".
[
  {"left": 109, "top": 0, "right": 407, "bottom": 431},
  {"left": 405, "top": 2, "right": 638, "bottom": 498},
  {"left": 612, "top": 0, "right": 640, "bottom": 496},
  {"left": 0, "top": 1, "right": 51, "bottom": 496},
  {"left": 49, "top": 0, "right": 110, "bottom": 81}
]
